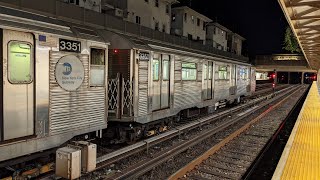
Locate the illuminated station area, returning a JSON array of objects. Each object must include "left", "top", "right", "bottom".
[{"left": 254, "top": 54, "right": 317, "bottom": 84}]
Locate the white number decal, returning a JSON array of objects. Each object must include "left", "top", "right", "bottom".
[
  {"left": 72, "top": 42, "right": 78, "bottom": 51},
  {"left": 60, "top": 39, "right": 80, "bottom": 52},
  {"left": 66, "top": 42, "right": 72, "bottom": 50},
  {"left": 60, "top": 41, "right": 66, "bottom": 50}
]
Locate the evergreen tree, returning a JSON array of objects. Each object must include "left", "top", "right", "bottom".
[{"left": 283, "top": 26, "right": 301, "bottom": 53}]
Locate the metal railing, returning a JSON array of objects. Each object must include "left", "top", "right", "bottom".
[
  {"left": 0, "top": 0, "right": 249, "bottom": 62},
  {"left": 108, "top": 74, "right": 133, "bottom": 119}
]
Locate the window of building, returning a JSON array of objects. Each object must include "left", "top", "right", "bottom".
[
  {"left": 8, "top": 41, "right": 33, "bottom": 84},
  {"left": 166, "top": 4, "right": 170, "bottom": 14},
  {"left": 172, "top": 14, "right": 176, "bottom": 21},
  {"left": 184, "top": 13, "right": 187, "bottom": 22},
  {"left": 213, "top": 27, "right": 216, "bottom": 34},
  {"left": 197, "top": 18, "right": 200, "bottom": 26},
  {"left": 218, "top": 66, "right": 228, "bottom": 80},
  {"left": 191, "top": 15, "right": 194, "bottom": 24},
  {"left": 145, "top": 0, "right": 148, "bottom": 3},
  {"left": 76, "top": 0, "right": 79, "bottom": 5},
  {"left": 197, "top": 36, "right": 200, "bottom": 40},
  {"left": 162, "top": 24, "right": 166, "bottom": 32},
  {"left": 155, "top": 22, "right": 159, "bottom": 31},
  {"left": 136, "top": 16, "right": 141, "bottom": 24},
  {"left": 90, "top": 48, "right": 105, "bottom": 86},
  {"left": 155, "top": 0, "right": 159, "bottom": 7},
  {"left": 187, "top": 34, "right": 192, "bottom": 40},
  {"left": 182, "top": 63, "right": 197, "bottom": 80}
]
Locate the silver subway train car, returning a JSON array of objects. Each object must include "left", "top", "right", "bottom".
[
  {"left": 0, "top": 7, "right": 255, "bottom": 163},
  {"left": 103, "top": 31, "right": 256, "bottom": 143},
  {"left": 0, "top": 9, "right": 109, "bottom": 162}
]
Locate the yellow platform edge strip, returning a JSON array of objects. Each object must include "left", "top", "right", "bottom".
[{"left": 272, "top": 82, "right": 320, "bottom": 180}]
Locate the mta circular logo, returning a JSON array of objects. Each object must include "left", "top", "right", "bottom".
[{"left": 63, "top": 62, "right": 72, "bottom": 75}]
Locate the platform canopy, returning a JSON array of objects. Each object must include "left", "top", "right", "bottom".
[{"left": 279, "top": 0, "right": 320, "bottom": 70}]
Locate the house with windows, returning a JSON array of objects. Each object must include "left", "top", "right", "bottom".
[
  {"left": 64, "top": 0, "right": 102, "bottom": 12},
  {"left": 171, "top": 6, "right": 212, "bottom": 44},
  {"left": 206, "top": 22, "right": 231, "bottom": 51},
  {"left": 228, "top": 33, "right": 245, "bottom": 56},
  {"left": 102, "top": 0, "right": 178, "bottom": 34}
]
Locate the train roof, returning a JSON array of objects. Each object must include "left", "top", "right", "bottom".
[
  {"left": 103, "top": 30, "right": 252, "bottom": 66},
  {"left": 0, "top": 6, "right": 109, "bottom": 44}
]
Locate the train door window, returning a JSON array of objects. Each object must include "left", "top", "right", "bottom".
[
  {"left": 90, "top": 48, "right": 105, "bottom": 86},
  {"left": 153, "top": 54, "right": 160, "bottom": 81},
  {"left": 163, "top": 60, "right": 170, "bottom": 80},
  {"left": 208, "top": 62, "right": 212, "bottom": 80},
  {"left": 203, "top": 63, "right": 207, "bottom": 80},
  {"left": 182, "top": 62, "right": 197, "bottom": 80},
  {"left": 8, "top": 41, "right": 33, "bottom": 84}
]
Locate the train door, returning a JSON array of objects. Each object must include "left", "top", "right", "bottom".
[
  {"left": 203, "top": 61, "right": 213, "bottom": 100},
  {"left": 2, "top": 30, "right": 34, "bottom": 141},
  {"left": 0, "top": 29, "right": 2, "bottom": 141},
  {"left": 152, "top": 54, "right": 170, "bottom": 111}
]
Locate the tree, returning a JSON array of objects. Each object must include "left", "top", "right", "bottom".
[{"left": 283, "top": 26, "right": 301, "bottom": 53}]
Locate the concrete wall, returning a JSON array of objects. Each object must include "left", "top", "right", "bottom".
[
  {"left": 66, "top": 0, "right": 101, "bottom": 12},
  {"left": 171, "top": 9, "right": 184, "bottom": 36},
  {"left": 172, "top": 8, "right": 209, "bottom": 42},
  {"left": 125, "top": 0, "right": 171, "bottom": 34},
  {"left": 234, "top": 36, "right": 243, "bottom": 56},
  {"left": 206, "top": 25, "right": 228, "bottom": 51}
]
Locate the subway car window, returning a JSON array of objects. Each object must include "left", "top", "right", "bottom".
[
  {"left": 163, "top": 60, "right": 169, "bottom": 80},
  {"left": 203, "top": 64, "right": 207, "bottom": 80},
  {"left": 239, "top": 68, "right": 248, "bottom": 80},
  {"left": 90, "top": 48, "right": 105, "bottom": 86},
  {"left": 182, "top": 62, "right": 197, "bottom": 80},
  {"left": 208, "top": 62, "right": 212, "bottom": 80},
  {"left": 218, "top": 66, "right": 228, "bottom": 80},
  {"left": 8, "top": 41, "right": 33, "bottom": 84},
  {"left": 153, "top": 59, "right": 159, "bottom": 81}
]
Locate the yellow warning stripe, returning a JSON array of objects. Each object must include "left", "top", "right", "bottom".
[{"left": 272, "top": 82, "right": 320, "bottom": 180}]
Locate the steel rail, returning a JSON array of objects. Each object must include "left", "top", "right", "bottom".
[
  {"left": 105, "top": 85, "right": 302, "bottom": 179},
  {"left": 168, "top": 85, "right": 304, "bottom": 180},
  {"left": 94, "top": 85, "right": 297, "bottom": 169}
]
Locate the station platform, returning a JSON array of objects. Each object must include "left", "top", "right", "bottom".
[{"left": 272, "top": 81, "right": 320, "bottom": 179}]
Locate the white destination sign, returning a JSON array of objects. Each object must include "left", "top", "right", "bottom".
[{"left": 55, "top": 55, "right": 85, "bottom": 91}]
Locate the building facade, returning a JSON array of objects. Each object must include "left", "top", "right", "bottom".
[
  {"left": 103, "top": 0, "right": 178, "bottom": 34},
  {"left": 206, "top": 23, "right": 231, "bottom": 51},
  {"left": 228, "top": 33, "right": 245, "bottom": 56},
  {"left": 64, "top": 0, "right": 102, "bottom": 12},
  {"left": 171, "top": 6, "right": 212, "bottom": 43}
]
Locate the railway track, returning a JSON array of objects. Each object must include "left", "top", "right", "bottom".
[
  {"left": 87, "top": 85, "right": 305, "bottom": 179},
  {"left": 168, "top": 85, "right": 308, "bottom": 180},
  {"left": 1, "top": 85, "right": 296, "bottom": 180}
]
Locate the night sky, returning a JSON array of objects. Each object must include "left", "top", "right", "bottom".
[{"left": 176, "top": 0, "right": 289, "bottom": 60}]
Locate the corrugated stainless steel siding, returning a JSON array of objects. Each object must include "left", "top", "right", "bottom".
[
  {"left": 173, "top": 55, "right": 201, "bottom": 109},
  {"left": 49, "top": 52, "right": 106, "bottom": 135},
  {"left": 138, "top": 60, "right": 148, "bottom": 116}
]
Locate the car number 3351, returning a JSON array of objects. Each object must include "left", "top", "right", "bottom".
[{"left": 59, "top": 39, "right": 81, "bottom": 53}]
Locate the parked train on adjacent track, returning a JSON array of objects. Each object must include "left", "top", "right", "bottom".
[{"left": 0, "top": 7, "right": 255, "bottom": 163}]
